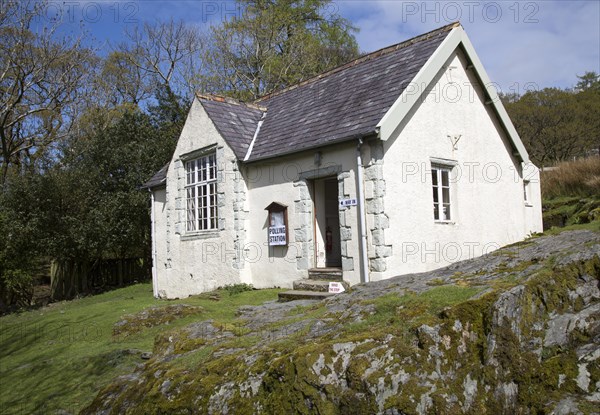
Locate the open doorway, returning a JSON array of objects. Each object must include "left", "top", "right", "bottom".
[{"left": 313, "top": 177, "right": 342, "bottom": 268}]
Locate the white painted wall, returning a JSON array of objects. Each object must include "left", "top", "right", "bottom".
[
  {"left": 153, "top": 99, "right": 245, "bottom": 298},
  {"left": 243, "top": 142, "right": 363, "bottom": 288},
  {"left": 379, "top": 50, "right": 543, "bottom": 280},
  {"left": 152, "top": 101, "right": 366, "bottom": 297},
  {"left": 151, "top": 187, "right": 166, "bottom": 297}
]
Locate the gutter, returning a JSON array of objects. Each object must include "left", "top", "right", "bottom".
[
  {"left": 244, "top": 112, "right": 267, "bottom": 162},
  {"left": 150, "top": 190, "right": 159, "bottom": 298},
  {"left": 356, "top": 138, "right": 370, "bottom": 283},
  {"left": 243, "top": 132, "right": 378, "bottom": 164}
]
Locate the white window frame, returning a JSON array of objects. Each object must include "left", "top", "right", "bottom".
[
  {"left": 431, "top": 165, "right": 453, "bottom": 222},
  {"left": 185, "top": 153, "right": 218, "bottom": 232}
]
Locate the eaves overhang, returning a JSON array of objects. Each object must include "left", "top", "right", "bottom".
[{"left": 375, "top": 24, "right": 530, "bottom": 164}]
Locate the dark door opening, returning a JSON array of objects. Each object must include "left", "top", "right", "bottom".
[{"left": 313, "top": 177, "right": 342, "bottom": 268}]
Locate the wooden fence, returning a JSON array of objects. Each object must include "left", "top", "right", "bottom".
[{"left": 50, "top": 258, "right": 149, "bottom": 300}]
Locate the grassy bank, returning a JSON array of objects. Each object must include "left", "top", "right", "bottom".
[
  {"left": 0, "top": 283, "right": 281, "bottom": 414},
  {"left": 541, "top": 157, "right": 600, "bottom": 198},
  {"left": 541, "top": 157, "right": 600, "bottom": 230}
]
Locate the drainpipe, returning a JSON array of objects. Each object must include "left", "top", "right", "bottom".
[
  {"left": 150, "top": 190, "right": 158, "bottom": 298},
  {"left": 356, "top": 138, "right": 370, "bottom": 283}
]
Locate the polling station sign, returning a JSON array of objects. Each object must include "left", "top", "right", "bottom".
[{"left": 268, "top": 226, "right": 287, "bottom": 246}]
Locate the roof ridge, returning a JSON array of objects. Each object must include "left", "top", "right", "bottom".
[
  {"left": 196, "top": 93, "right": 267, "bottom": 112},
  {"left": 254, "top": 22, "right": 461, "bottom": 103}
]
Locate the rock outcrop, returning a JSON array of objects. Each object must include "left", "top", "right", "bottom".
[{"left": 83, "top": 230, "right": 600, "bottom": 414}]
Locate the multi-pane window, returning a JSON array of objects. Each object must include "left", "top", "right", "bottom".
[
  {"left": 432, "top": 166, "right": 452, "bottom": 221},
  {"left": 185, "top": 153, "right": 217, "bottom": 231}
]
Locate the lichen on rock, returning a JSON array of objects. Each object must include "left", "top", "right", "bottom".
[{"left": 83, "top": 230, "right": 600, "bottom": 415}]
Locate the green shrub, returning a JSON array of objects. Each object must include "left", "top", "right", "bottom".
[
  {"left": 222, "top": 283, "right": 255, "bottom": 296},
  {"left": 0, "top": 269, "right": 34, "bottom": 311}
]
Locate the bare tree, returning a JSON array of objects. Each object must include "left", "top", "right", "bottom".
[
  {"left": 96, "top": 51, "right": 152, "bottom": 106},
  {"left": 0, "top": 1, "right": 93, "bottom": 182},
  {"left": 117, "top": 19, "right": 206, "bottom": 99}
]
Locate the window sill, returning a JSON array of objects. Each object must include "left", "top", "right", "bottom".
[
  {"left": 180, "top": 230, "right": 220, "bottom": 241},
  {"left": 524, "top": 203, "right": 534, "bottom": 207},
  {"left": 434, "top": 220, "right": 456, "bottom": 225}
]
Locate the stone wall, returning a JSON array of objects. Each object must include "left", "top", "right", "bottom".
[
  {"left": 338, "top": 171, "right": 355, "bottom": 272},
  {"left": 365, "top": 141, "right": 392, "bottom": 273},
  {"left": 154, "top": 100, "right": 243, "bottom": 298},
  {"left": 232, "top": 158, "right": 248, "bottom": 270},
  {"left": 293, "top": 179, "right": 313, "bottom": 271}
]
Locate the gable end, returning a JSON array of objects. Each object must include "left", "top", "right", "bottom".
[{"left": 376, "top": 25, "right": 530, "bottom": 163}]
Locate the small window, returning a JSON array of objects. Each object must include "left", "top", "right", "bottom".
[
  {"left": 432, "top": 166, "right": 452, "bottom": 221},
  {"left": 185, "top": 153, "right": 218, "bottom": 231},
  {"left": 524, "top": 180, "right": 531, "bottom": 205}
]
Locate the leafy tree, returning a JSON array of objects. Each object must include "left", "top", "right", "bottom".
[
  {"left": 0, "top": 89, "right": 186, "bottom": 307},
  {"left": 578, "top": 85, "right": 600, "bottom": 156},
  {"left": 575, "top": 71, "right": 600, "bottom": 92},
  {"left": 505, "top": 86, "right": 600, "bottom": 165},
  {"left": 204, "top": 0, "right": 360, "bottom": 100},
  {"left": 149, "top": 84, "right": 191, "bottom": 134},
  {"left": 51, "top": 85, "right": 186, "bottom": 257},
  {"left": 53, "top": 105, "right": 180, "bottom": 261},
  {"left": 0, "top": 170, "right": 63, "bottom": 308}
]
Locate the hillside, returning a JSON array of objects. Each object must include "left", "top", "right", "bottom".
[
  {"left": 0, "top": 285, "right": 282, "bottom": 414},
  {"left": 79, "top": 229, "right": 600, "bottom": 415},
  {"left": 541, "top": 157, "right": 600, "bottom": 230}
]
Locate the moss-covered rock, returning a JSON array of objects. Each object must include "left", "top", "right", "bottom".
[
  {"left": 82, "top": 231, "right": 600, "bottom": 415},
  {"left": 543, "top": 197, "right": 600, "bottom": 230},
  {"left": 112, "top": 304, "right": 204, "bottom": 337}
]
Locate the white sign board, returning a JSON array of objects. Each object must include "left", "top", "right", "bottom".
[
  {"left": 339, "top": 198, "right": 357, "bottom": 207},
  {"left": 328, "top": 282, "right": 346, "bottom": 294},
  {"left": 268, "top": 226, "right": 287, "bottom": 246}
]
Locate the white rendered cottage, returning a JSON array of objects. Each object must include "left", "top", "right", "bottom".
[{"left": 145, "top": 23, "right": 543, "bottom": 299}]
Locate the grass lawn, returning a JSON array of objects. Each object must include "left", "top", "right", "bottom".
[{"left": 0, "top": 283, "right": 281, "bottom": 415}]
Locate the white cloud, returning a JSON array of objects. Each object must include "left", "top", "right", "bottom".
[{"left": 335, "top": 0, "right": 600, "bottom": 90}]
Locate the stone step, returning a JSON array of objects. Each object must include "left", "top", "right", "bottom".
[
  {"left": 278, "top": 290, "right": 336, "bottom": 302},
  {"left": 293, "top": 279, "right": 350, "bottom": 292},
  {"left": 308, "top": 268, "right": 343, "bottom": 281}
]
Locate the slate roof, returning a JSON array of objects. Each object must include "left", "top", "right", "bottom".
[
  {"left": 143, "top": 163, "right": 169, "bottom": 189},
  {"left": 248, "top": 23, "right": 454, "bottom": 161},
  {"left": 199, "top": 97, "right": 265, "bottom": 160},
  {"left": 145, "top": 23, "right": 457, "bottom": 187}
]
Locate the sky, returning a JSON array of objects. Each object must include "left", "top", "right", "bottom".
[{"left": 35, "top": 0, "right": 600, "bottom": 92}]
